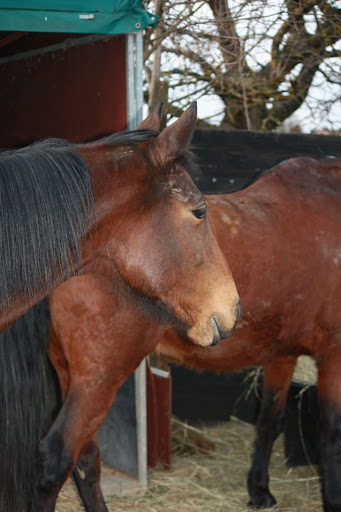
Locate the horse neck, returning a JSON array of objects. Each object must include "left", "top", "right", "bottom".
[
  {"left": 320, "top": 158, "right": 341, "bottom": 177},
  {"left": 72, "top": 147, "right": 119, "bottom": 281},
  {"left": 75, "top": 144, "right": 128, "bottom": 218},
  {"left": 75, "top": 143, "right": 149, "bottom": 279}
]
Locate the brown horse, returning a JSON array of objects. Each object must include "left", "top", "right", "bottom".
[
  {"left": 155, "top": 157, "right": 341, "bottom": 511},
  {"left": 46, "top": 155, "right": 340, "bottom": 512},
  {"left": 0, "top": 103, "right": 239, "bottom": 344},
  {"left": 0, "top": 105, "right": 240, "bottom": 512},
  {"left": 1, "top": 147, "right": 339, "bottom": 509}
]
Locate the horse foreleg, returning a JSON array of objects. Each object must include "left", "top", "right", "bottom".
[
  {"left": 247, "top": 357, "right": 297, "bottom": 509},
  {"left": 32, "top": 391, "right": 111, "bottom": 512},
  {"left": 31, "top": 399, "right": 80, "bottom": 512},
  {"left": 318, "top": 350, "right": 341, "bottom": 512},
  {"left": 73, "top": 436, "right": 108, "bottom": 512}
]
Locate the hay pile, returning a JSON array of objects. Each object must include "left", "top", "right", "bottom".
[{"left": 56, "top": 416, "right": 322, "bottom": 512}]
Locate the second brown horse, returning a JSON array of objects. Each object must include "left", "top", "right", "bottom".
[{"left": 48, "top": 155, "right": 341, "bottom": 512}]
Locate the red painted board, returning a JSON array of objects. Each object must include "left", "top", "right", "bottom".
[{"left": 0, "top": 35, "right": 126, "bottom": 147}]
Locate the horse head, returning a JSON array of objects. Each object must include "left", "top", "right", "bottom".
[{"left": 79, "top": 104, "right": 240, "bottom": 347}]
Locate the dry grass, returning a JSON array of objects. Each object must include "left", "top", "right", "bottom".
[
  {"left": 56, "top": 417, "right": 322, "bottom": 512},
  {"left": 293, "top": 356, "right": 318, "bottom": 385}
]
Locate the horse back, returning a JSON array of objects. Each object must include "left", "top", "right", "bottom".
[{"left": 207, "top": 157, "right": 341, "bottom": 355}]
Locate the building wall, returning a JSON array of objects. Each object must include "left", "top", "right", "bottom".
[{"left": 0, "top": 34, "right": 126, "bottom": 147}]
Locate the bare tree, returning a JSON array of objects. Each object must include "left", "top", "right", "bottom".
[{"left": 144, "top": 1, "right": 341, "bottom": 130}]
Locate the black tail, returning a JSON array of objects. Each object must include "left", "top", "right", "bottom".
[{"left": 0, "top": 299, "right": 61, "bottom": 511}]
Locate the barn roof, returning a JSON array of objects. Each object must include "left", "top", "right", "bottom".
[{"left": 0, "top": 1, "right": 157, "bottom": 35}]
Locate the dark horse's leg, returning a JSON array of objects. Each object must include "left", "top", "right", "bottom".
[
  {"left": 73, "top": 436, "right": 108, "bottom": 512},
  {"left": 247, "top": 357, "right": 297, "bottom": 509},
  {"left": 32, "top": 395, "right": 84, "bottom": 512},
  {"left": 32, "top": 391, "right": 113, "bottom": 512},
  {"left": 318, "top": 349, "right": 341, "bottom": 512}
]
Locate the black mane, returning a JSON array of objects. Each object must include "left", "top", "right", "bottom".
[{"left": 0, "top": 139, "right": 94, "bottom": 309}]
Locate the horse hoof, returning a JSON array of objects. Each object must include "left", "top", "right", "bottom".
[
  {"left": 247, "top": 492, "right": 277, "bottom": 510},
  {"left": 248, "top": 503, "right": 279, "bottom": 511}
]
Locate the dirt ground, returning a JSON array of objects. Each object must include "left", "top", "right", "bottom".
[{"left": 56, "top": 416, "right": 322, "bottom": 512}]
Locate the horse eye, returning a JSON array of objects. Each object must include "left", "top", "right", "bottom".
[{"left": 192, "top": 207, "right": 207, "bottom": 219}]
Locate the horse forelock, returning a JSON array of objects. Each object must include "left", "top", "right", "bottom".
[
  {"left": 90, "top": 129, "right": 201, "bottom": 182},
  {"left": 176, "top": 147, "right": 201, "bottom": 181},
  {"left": 0, "top": 139, "right": 95, "bottom": 310},
  {"left": 91, "top": 129, "right": 160, "bottom": 147}
]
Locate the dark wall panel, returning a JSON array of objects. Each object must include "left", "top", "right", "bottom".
[
  {"left": 0, "top": 35, "right": 126, "bottom": 147},
  {"left": 192, "top": 129, "right": 341, "bottom": 194}
]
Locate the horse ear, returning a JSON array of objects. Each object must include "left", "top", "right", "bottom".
[
  {"left": 137, "top": 103, "right": 163, "bottom": 130},
  {"left": 147, "top": 102, "right": 197, "bottom": 166}
]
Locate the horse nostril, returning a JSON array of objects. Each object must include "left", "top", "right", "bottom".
[
  {"left": 210, "top": 316, "right": 222, "bottom": 346},
  {"left": 210, "top": 307, "right": 240, "bottom": 346},
  {"left": 235, "top": 300, "right": 242, "bottom": 324}
]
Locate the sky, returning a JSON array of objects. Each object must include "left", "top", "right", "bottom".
[
  {"left": 149, "top": 1, "right": 341, "bottom": 134},
  {"left": 195, "top": 79, "right": 341, "bottom": 134}
]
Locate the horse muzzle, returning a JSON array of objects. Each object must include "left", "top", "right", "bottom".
[
  {"left": 187, "top": 299, "right": 241, "bottom": 347},
  {"left": 210, "top": 300, "right": 241, "bottom": 346}
]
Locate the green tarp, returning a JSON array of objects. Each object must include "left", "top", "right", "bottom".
[{"left": 0, "top": 1, "right": 157, "bottom": 34}]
